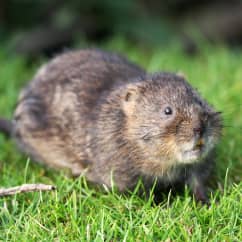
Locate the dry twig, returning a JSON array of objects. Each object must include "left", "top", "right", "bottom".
[{"left": 0, "top": 184, "right": 56, "bottom": 197}]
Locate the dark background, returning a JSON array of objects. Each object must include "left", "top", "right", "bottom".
[{"left": 1, "top": 0, "right": 242, "bottom": 58}]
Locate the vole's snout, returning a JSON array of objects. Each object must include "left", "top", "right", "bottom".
[
  {"left": 193, "top": 120, "right": 206, "bottom": 137},
  {"left": 174, "top": 113, "right": 211, "bottom": 164},
  {"left": 192, "top": 116, "right": 208, "bottom": 145},
  {"left": 193, "top": 127, "right": 203, "bottom": 136}
]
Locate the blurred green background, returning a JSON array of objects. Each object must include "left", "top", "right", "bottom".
[{"left": 1, "top": 0, "right": 242, "bottom": 58}]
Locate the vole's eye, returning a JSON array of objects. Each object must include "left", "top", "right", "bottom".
[{"left": 164, "top": 106, "right": 173, "bottom": 115}]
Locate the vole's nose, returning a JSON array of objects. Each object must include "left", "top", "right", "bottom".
[
  {"left": 193, "top": 127, "right": 202, "bottom": 135},
  {"left": 193, "top": 125, "right": 205, "bottom": 149},
  {"left": 193, "top": 124, "right": 205, "bottom": 137}
]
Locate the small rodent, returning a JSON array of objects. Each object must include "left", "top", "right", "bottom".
[{"left": 0, "top": 49, "right": 222, "bottom": 203}]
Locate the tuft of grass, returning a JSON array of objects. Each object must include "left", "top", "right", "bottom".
[{"left": 0, "top": 41, "right": 241, "bottom": 241}]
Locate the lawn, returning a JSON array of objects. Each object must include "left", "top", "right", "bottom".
[{"left": 0, "top": 40, "right": 241, "bottom": 241}]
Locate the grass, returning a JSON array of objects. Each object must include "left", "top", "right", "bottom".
[{"left": 0, "top": 40, "right": 241, "bottom": 241}]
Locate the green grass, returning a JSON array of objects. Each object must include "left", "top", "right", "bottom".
[{"left": 0, "top": 40, "right": 241, "bottom": 241}]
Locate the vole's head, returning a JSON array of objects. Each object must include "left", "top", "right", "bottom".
[{"left": 121, "top": 73, "right": 222, "bottom": 169}]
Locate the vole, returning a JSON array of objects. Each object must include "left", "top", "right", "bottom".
[{"left": 0, "top": 49, "right": 222, "bottom": 203}]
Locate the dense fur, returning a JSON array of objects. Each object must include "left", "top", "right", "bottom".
[{"left": 1, "top": 49, "right": 222, "bottom": 202}]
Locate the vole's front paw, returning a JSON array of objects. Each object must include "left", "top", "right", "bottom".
[{"left": 193, "top": 185, "right": 210, "bottom": 206}]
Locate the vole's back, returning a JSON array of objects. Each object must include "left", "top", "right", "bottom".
[{"left": 13, "top": 50, "right": 145, "bottom": 173}]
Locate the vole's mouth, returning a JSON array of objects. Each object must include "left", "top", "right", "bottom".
[
  {"left": 179, "top": 138, "right": 206, "bottom": 163},
  {"left": 183, "top": 148, "right": 202, "bottom": 159},
  {"left": 182, "top": 149, "right": 202, "bottom": 163}
]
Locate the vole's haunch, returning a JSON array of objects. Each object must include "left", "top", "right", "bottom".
[{"left": 0, "top": 49, "right": 222, "bottom": 203}]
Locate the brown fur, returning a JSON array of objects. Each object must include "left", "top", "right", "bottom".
[{"left": 6, "top": 49, "right": 222, "bottom": 202}]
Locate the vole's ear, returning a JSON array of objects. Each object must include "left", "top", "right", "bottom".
[{"left": 122, "top": 84, "right": 139, "bottom": 116}]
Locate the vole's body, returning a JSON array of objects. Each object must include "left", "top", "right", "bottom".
[{"left": 1, "top": 50, "right": 222, "bottom": 202}]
